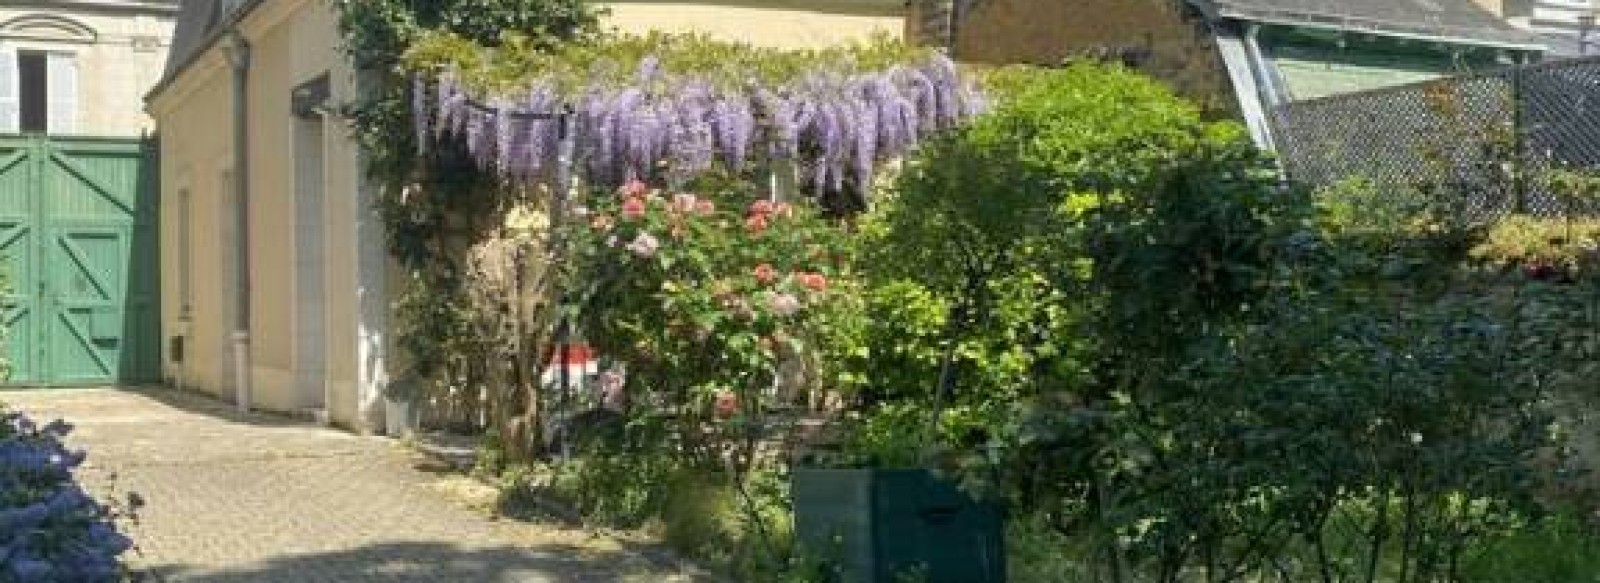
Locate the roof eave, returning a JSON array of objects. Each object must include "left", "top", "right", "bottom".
[
  {"left": 144, "top": 0, "right": 270, "bottom": 106},
  {"left": 1219, "top": 9, "right": 1548, "bottom": 53}
]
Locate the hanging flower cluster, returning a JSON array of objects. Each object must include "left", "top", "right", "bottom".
[{"left": 411, "top": 35, "right": 987, "bottom": 199}]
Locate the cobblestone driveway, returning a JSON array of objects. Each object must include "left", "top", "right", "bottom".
[{"left": 4, "top": 387, "right": 699, "bottom": 583}]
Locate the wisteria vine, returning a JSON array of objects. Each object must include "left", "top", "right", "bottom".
[{"left": 411, "top": 40, "right": 986, "bottom": 200}]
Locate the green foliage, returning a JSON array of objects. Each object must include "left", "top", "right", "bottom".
[
  {"left": 1462, "top": 510, "right": 1600, "bottom": 583},
  {"left": 853, "top": 64, "right": 1294, "bottom": 480},
  {"left": 842, "top": 63, "right": 1598, "bottom": 582},
  {"left": 1317, "top": 177, "right": 1446, "bottom": 241},
  {"left": 403, "top": 30, "right": 926, "bottom": 94},
  {"left": 1470, "top": 214, "right": 1600, "bottom": 275},
  {"left": 1544, "top": 167, "right": 1600, "bottom": 217},
  {"left": 504, "top": 455, "right": 802, "bottom": 581},
  {"left": 1006, "top": 513, "right": 1092, "bottom": 583},
  {"left": 336, "top": 0, "right": 599, "bottom": 71}
]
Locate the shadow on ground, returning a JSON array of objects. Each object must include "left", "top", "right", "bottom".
[
  {"left": 141, "top": 540, "right": 689, "bottom": 583},
  {"left": 125, "top": 386, "right": 321, "bottom": 430}
]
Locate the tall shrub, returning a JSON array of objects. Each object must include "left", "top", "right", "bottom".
[
  {"left": 857, "top": 64, "right": 1563, "bottom": 581},
  {"left": 852, "top": 64, "right": 1294, "bottom": 467}
]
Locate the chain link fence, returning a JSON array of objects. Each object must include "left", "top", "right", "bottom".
[{"left": 1271, "top": 56, "right": 1600, "bottom": 220}]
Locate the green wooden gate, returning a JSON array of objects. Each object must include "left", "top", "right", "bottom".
[{"left": 0, "top": 136, "right": 160, "bottom": 386}]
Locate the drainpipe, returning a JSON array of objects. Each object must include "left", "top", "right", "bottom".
[
  {"left": 1242, "top": 23, "right": 1283, "bottom": 151},
  {"left": 224, "top": 30, "right": 252, "bottom": 413}
]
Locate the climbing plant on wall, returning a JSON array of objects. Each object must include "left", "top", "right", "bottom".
[
  {"left": 334, "top": 0, "right": 987, "bottom": 461},
  {"left": 404, "top": 32, "right": 987, "bottom": 211}
]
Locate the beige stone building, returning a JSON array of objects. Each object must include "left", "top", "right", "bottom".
[
  {"left": 0, "top": 0, "right": 176, "bottom": 136},
  {"left": 152, "top": 0, "right": 906, "bottom": 433},
  {"left": 605, "top": 0, "right": 904, "bottom": 48}
]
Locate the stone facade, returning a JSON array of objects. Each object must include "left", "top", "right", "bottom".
[
  {"left": 0, "top": 1, "right": 176, "bottom": 136},
  {"left": 603, "top": 1, "right": 904, "bottom": 49}
]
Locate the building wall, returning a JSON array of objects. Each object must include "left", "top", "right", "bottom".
[
  {"left": 950, "top": 0, "right": 1236, "bottom": 112},
  {"left": 151, "top": 0, "right": 370, "bottom": 428},
  {"left": 602, "top": 1, "right": 904, "bottom": 48},
  {"left": 1530, "top": 0, "right": 1596, "bottom": 35},
  {"left": 0, "top": 4, "right": 175, "bottom": 136}
]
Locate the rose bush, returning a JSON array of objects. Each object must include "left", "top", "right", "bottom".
[{"left": 569, "top": 179, "right": 859, "bottom": 466}]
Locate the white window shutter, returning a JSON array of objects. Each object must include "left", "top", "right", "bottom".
[
  {"left": 46, "top": 53, "right": 77, "bottom": 135},
  {"left": 0, "top": 47, "right": 18, "bottom": 134}
]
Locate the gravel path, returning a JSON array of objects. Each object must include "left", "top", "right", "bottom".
[{"left": 4, "top": 387, "right": 700, "bottom": 583}]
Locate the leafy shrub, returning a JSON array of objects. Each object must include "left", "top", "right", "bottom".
[
  {"left": 1462, "top": 510, "right": 1600, "bottom": 583},
  {"left": 849, "top": 63, "right": 1585, "bottom": 581},
  {"left": 336, "top": 0, "right": 598, "bottom": 70},
  {"left": 1, "top": 410, "right": 135, "bottom": 582},
  {"left": 1471, "top": 214, "right": 1600, "bottom": 278},
  {"left": 503, "top": 455, "right": 797, "bottom": 580}
]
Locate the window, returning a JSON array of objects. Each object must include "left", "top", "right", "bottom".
[
  {"left": 0, "top": 48, "right": 77, "bottom": 134},
  {"left": 18, "top": 51, "right": 45, "bottom": 133}
]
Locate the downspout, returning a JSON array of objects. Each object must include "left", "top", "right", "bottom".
[
  {"left": 1243, "top": 24, "right": 1287, "bottom": 110},
  {"left": 224, "top": 30, "right": 252, "bottom": 413},
  {"left": 1242, "top": 23, "right": 1285, "bottom": 151}
]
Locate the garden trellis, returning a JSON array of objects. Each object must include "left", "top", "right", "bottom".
[{"left": 409, "top": 36, "right": 987, "bottom": 201}]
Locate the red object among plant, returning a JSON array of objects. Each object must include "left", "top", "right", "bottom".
[
  {"left": 754, "top": 263, "right": 778, "bottom": 285},
  {"left": 797, "top": 272, "right": 828, "bottom": 292},
  {"left": 745, "top": 214, "right": 769, "bottom": 234},
  {"left": 714, "top": 391, "right": 740, "bottom": 418},
  {"left": 621, "top": 198, "right": 647, "bottom": 220}
]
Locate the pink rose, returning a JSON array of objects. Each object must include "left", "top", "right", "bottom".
[
  {"left": 749, "top": 200, "right": 775, "bottom": 217},
  {"left": 621, "top": 198, "right": 647, "bottom": 220},
  {"left": 754, "top": 263, "right": 778, "bottom": 286},
  {"left": 745, "top": 214, "right": 769, "bottom": 235},
  {"left": 695, "top": 200, "right": 716, "bottom": 216}
]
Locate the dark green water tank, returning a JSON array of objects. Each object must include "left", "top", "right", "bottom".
[{"left": 792, "top": 469, "right": 1006, "bottom": 583}]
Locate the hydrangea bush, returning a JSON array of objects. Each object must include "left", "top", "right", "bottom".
[{"left": 1, "top": 410, "right": 134, "bottom": 582}]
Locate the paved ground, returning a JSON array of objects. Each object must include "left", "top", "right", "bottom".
[{"left": 3, "top": 387, "right": 702, "bottom": 583}]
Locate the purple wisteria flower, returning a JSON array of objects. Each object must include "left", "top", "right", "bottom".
[{"left": 417, "top": 50, "right": 987, "bottom": 200}]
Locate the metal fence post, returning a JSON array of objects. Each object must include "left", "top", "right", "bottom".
[{"left": 1511, "top": 64, "right": 1529, "bottom": 215}]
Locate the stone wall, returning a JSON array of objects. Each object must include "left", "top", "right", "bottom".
[
  {"left": 950, "top": 0, "right": 1237, "bottom": 112},
  {"left": 0, "top": 4, "right": 175, "bottom": 136}
]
